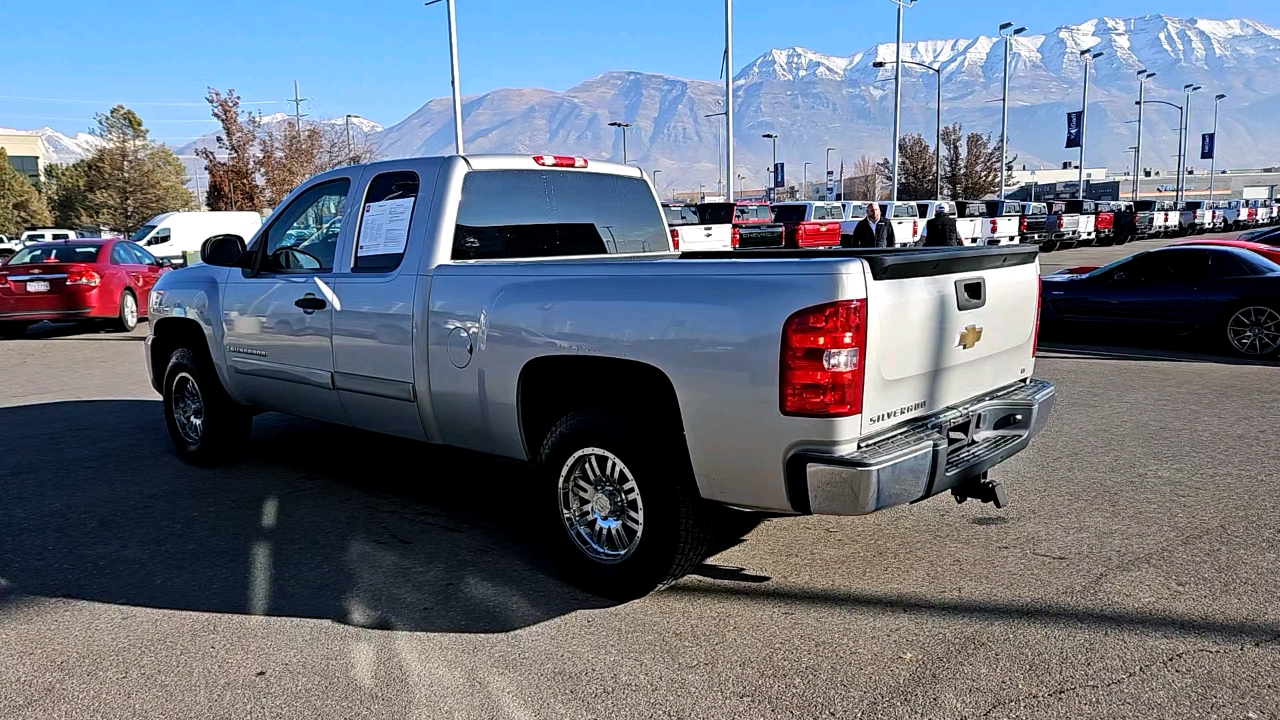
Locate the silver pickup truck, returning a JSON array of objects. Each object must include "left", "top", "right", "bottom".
[{"left": 145, "top": 154, "right": 1055, "bottom": 598}]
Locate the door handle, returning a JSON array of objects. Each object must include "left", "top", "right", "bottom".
[{"left": 294, "top": 294, "right": 327, "bottom": 313}]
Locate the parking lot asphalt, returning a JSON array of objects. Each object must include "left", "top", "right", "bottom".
[{"left": 2, "top": 236, "right": 1278, "bottom": 719}]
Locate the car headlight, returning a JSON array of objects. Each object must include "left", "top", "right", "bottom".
[{"left": 149, "top": 290, "right": 165, "bottom": 314}]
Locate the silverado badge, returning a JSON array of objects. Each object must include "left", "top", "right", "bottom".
[{"left": 957, "top": 324, "right": 984, "bottom": 350}]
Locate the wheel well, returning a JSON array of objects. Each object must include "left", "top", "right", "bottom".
[
  {"left": 517, "top": 356, "right": 688, "bottom": 461},
  {"left": 149, "top": 317, "right": 213, "bottom": 388}
]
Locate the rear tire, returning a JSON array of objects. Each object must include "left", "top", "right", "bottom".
[
  {"left": 1040, "top": 241, "right": 1057, "bottom": 253},
  {"left": 539, "top": 409, "right": 711, "bottom": 600},
  {"left": 0, "top": 322, "right": 28, "bottom": 340},
  {"left": 162, "top": 347, "right": 253, "bottom": 465},
  {"left": 1220, "top": 302, "right": 1280, "bottom": 359},
  {"left": 112, "top": 290, "right": 138, "bottom": 332}
]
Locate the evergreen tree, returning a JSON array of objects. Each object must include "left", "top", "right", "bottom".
[
  {"left": 0, "top": 149, "right": 53, "bottom": 239},
  {"left": 43, "top": 161, "right": 93, "bottom": 229},
  {"left": 83, "top": 105, "right": 194, "bottom": 235}
]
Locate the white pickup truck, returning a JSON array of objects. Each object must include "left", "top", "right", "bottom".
[
  {"left": 145, "top": 153, "right": 1055, "bottom": 598},
  {"left": 662, "top": 203, "right": 734, "bottom": 251},
  {"left": 971, "top": 201, "right": 1021, "bottom": 246},
  {"left": 917, "top": 201, "right": 982, "bottom": 246},
  {"left": 839, "top": 201, "right": 919, "bottom": 247}
]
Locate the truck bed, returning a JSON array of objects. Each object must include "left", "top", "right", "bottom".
[{"left": 681, "top": 244, "right": 1038, "bottom": 279}]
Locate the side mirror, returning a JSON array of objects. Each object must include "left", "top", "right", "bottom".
[
  {"left": 158, "top": 257, "right": 175, "bottom": 268},
  {"left": 201, "top": 234, "right": 247, "bottom": 267}
]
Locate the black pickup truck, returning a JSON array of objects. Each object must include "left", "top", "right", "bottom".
[
  {"left": 698, "top": 202, "right": 786, "bottom": 249},
  {"left": 1015, "top": 201, "right": 1049, "bottom": 249},
  {"left": 1119, "top": 200, "right": 1157, "bottom": 242},
  {"left": 1044, "top": 201, "right": 1081, "bottom": 253}
]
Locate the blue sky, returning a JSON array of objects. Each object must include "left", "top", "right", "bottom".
[{"left": 4, "top": 0, "right": 1276, "bottom": 140}]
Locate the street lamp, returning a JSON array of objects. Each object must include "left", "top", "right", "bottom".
[
  {"left": 1137, "top": 97, "right": 1184, "bottom": 201},
  {"left": 724, "top": 0, "right": 734, "bottom": 215},
  {"left": 875, "top": 58, "right": 942, "bottom": 199},
  {"left": 1209, "top": 93, "right": 1227, "bottom": 201},
  {"left": 425, "top": 0, "right": 465, "bottom": 155},
  {"left": 1076, "top": 50, "right": 1104, "bottom": 199},
  {"left": 1178, "top": 84, "right": 1201, "bottom": 203},
  {"left": 998, "top": 22, "right": 1027, "bottom": 200},
  {"left": 608, "top": 121, "right": 633, "bottom": 165},
  {"left": 825, "top": 147, "right": 836, "bottom": 200},
  {"left": 1133, "top": 70, "right": 1156, "bottom": 201},
  {"left": 762, "top": 133, "right": 778, "bottom": 200},
  {"left": 803, "top": 162, "right": 812, "bottom": 200},
  {"left": 887, "top": 0, "right": 919, "bottom": 203}
]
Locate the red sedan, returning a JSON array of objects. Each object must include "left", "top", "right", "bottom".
[
  {"left": 0, "top": 239, "right": 169, "bottom": 339},
  {"left": 1174, "top": 238, "right": 1280, "bottom": 265}
]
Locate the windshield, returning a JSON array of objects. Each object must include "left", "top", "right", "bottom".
[
  {"left": 129, "top": 225, "right": 157, "bottom": 242},
  {"left": 8, "top": 244, "right": 103, "bottom": 265}
]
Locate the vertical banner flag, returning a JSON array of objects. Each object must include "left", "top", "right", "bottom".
[
  {"left": 1064, "top": 111, "right": 1083, "bottom": 149},
  {"left": 1200, "top": 132, "right": 1216, "bottom": 160},
  {"left": 773, "top": 163, "right": 785, "bottom": 189}
]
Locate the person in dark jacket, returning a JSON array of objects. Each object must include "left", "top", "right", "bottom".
[
  {"left": 844, "top": 202, "right": 897, "bottom": 248},
  {"left": 922, "top": 206, "right": 964, "bottom": 247}
]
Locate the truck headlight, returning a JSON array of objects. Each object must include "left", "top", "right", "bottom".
[{"left": 149, "top": 290, "right": 165, "bottom": 315}]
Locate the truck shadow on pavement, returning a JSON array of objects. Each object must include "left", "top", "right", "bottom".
[{"left": 0, "top": 399, "right": 646, "bottom": 633}]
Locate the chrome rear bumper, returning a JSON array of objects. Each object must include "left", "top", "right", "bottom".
[{"left": 786, "top": 379, "right": 1055, "bottom": 516}]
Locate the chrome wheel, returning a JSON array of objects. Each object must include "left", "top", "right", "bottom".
[
  {"left": 121, "top": 293, "right": 137, "bottom": 328},
  {"left": 171, "top": 371, "right": 205, "bottom": 444},
  {"left": 1227, "top": 305, "right": 1280, "bottom": 356},
  {"left": 558, "top": 447, "right": 644, "bottom": 564}
]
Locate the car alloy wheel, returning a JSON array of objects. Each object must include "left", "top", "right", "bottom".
[
  {"left": 558, "top": 447, "right": 644, "bottom": 564},
  {"left": 171, "top": 371, "right": 205, "bottom": 444},
  {"left": 122, "top": 293, "right": 137, "bottom": 327},
  {"left": 1227, "top": 305, "right": 1280, "bottom": 356}
]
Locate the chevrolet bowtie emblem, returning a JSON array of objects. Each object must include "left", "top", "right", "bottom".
[{"left": 958, "top": 325, "right": 983, "bottom": 350}]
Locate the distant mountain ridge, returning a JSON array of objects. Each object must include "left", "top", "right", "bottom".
[{"left": 371, "top": 14, "right": 1280, "bottom": 192}]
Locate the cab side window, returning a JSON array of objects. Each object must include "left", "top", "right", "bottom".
[
  {"left": 261, "top": 179, "right": 350, "bottom": 273},
  {"left": 354, "top": 171, "right": 419, "bottom": 271}
]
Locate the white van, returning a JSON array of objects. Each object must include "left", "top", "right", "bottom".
[{"left": 131, "top": 211, "right": 264, "bottom": 262}]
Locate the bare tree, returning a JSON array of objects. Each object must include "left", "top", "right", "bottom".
[
  {"left": 843, "top": 154, "right": 881, "bottom": 201},
  {"left": 939, "top": 123, "right": 1004, "bottom": 200}
]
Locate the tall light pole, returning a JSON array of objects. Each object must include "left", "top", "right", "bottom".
[
  {"left": 706, "top": 109, "right": 727, "bottom": 197},
  {"left": 1133, "top": 69, "right": 1156, "bottom": 201},
  {"left": 998, "top": 22, "right": 1026, "bottom": 201},
  {"left": 1178, "top": 84, "right": 1201, "bottom": 203},
  {"left": 803, "top": 161, "right": 812, "bottom": 200},
  {"left": 825, "top": 147, "right": 836, "bottom": 200},
  {"left": 724, "top": 0, "right": 734, "bottom": 213},
  {"left": 875, "top": 58, "right": 941, "bottom": 198},
  {"left": 425, "top": 0, "right": 465, "bottom": 154},
  {"left": 762, "top": 133, "right": 778, "bottom": 200},
  {"left": 888, "top": 0, "right": 919, "bottom": 202},
  {"left": 1209, "top": 93, "right": 1226, "bottom": 201},
  {"left": 609, "top": 121, "right": 632, "bottom": 164},
  {"left": 1077, "top": 50, "right": 1104, "bottom": 199}
]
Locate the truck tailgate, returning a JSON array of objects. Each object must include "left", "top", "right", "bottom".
[{"left": 859, "top": 250, "right": 1038, "bottom": 437}]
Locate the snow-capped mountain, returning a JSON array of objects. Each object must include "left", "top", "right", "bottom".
[
  {"left": 0, "top": 127, "right": 103, "bottom": 164},
  {"left": 371, "top": 14, "right": 1280, "bottom": 192}
]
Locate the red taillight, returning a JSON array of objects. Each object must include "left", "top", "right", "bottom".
[
  {"left": 1132, "top": 213, "right": 1140, "bottom": 224},
  {"left": 0, "top": 275, "right": 7, "bottom": 287},
  {"left": 532, "top": 155, "right": 588, "bottom": 168},
  {"left": 1019, "top": 216, "right": 1028, "bottom": 233},
  {"left": 990, "top": 219, "right": 998, "bottom": 234},
  {"left": 781, "top": 300, "right": 867, "bottom": 418},
  {"left": 1033, "top": 276, "right": 1041, "bottom": 358},
  {"left": 669, "top": 228, "right": 680, "bottom": 251},
  {"left": 796, "top": 224, "right": 807, "bottom": 243},
  {"left": 731, "top": 226, "right": 740, "bottom": 248},
  {"left": 66, "top": 267, "right": 101, "bottom": 287},
  {"left": 912, "top": 220, "right": 918, "bottom": 238}
]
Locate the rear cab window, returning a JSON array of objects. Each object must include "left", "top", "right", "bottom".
[
  {"left": 354, "top": 170, "right": 419, "bottom": 271},
  {"left": 8, "top": 245, "right": 103, "bottom": 264},
  {"left": 453, "top": 170, "right": 668, "bottom": 260},
  {"left": 771, "top": 205, "right": 807, "bottom": 224},
  {"left": 812, "top": 205, "right": 842, "bottom": 221},
  {"left": 663, "top": 205, "right": 701, "bottom": 226}
]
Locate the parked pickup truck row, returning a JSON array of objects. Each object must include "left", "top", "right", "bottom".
[{"left": 146, "top": 153, "right": 1055, "bottom": 598}]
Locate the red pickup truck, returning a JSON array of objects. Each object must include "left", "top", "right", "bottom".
[{"left": 771, "top": 201, "right": 843, "bottom": 248}]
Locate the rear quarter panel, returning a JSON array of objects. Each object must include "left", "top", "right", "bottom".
[{"left": 427, "top": 257, "right": 869, "bottom": 512}]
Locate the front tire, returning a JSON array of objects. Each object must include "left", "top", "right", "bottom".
[
  {"left": 540, "top": 410, "right": 711, "bottom": 599},
  {"left": 1221, "top": 303, "right": 1280, "bottom": 359},
  {"left": 112, "top": 290, "right": 138, "bottom": 332},
  {"left": 163, "top": 347, "right": 253, "bottom": 465}
]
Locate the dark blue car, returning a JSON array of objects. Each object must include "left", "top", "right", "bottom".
[{"left": 1041, "top": 244, "right": 1280, "bottom": 358}]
